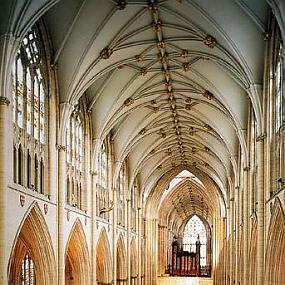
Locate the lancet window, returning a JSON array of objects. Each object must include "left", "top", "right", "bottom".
[
  {"left": 21, "top": 253, "right": 35, "bottom": 285},
  {"left": 183, "top": 215, "right": 207, "bottom": 266},
  {"left": 117, "top": 160, "right": 127, "bottom": 226},
  {"left": 96, "top": 140, "right": 110, "bottom": 220},
  {"left": 66, "top": 102, "right": 84, "bottom": 209},
  {"left": 130, "top": 177, "right": 138, "bottom": 231},
  {"left": 12, "top": 24, "right": 48, "bottom": 196},
  {"left": 275, "top": 40, "right": 283, "bottom": 132}
]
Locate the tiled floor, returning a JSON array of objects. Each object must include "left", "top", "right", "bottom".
[{"left": 157, "top": 277, "right": 213, "bottom": 285}]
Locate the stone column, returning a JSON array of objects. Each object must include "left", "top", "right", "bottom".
[
  {"left": 137, "top": 207, "right": 142, "bottom": 285},
  {"left": 256, "top": 135, "right": 265, "bottom": 285},
  {"left": 48, "top": 65, "right": 58, "bottom": 201},
  {"left": 243, "top": 167, "right": 249, "bottom": 285},
  {"left": 127, "top": 198, "right": 131, "bottom": 285},
  {"left": 229, "top": 195, "right": 235, "bottom": 285},
  {"left": 57, "top": 144, "right": 66, "bottom": 285},
  {"left": 113, "top": 187, "right": 118, "bottom": 285},
  {"left": 145, "top": 218, "right": 158, "bottom": 285},
  {"left": 91, "top": 171, "right": 98, "bottom": 284},
  {"left": 0, "top": 96, "right": 11, "bottom": 284},
  {"left": 234, "top": 186, "right": 240, "bottom": 285},
  {"left": 226, "top": 207, "right": 230, "bottom": 285}
]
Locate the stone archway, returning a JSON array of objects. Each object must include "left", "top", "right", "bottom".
[
  {"left": 117, "top": 235, "right": 127, "bottom": 285},
  {"left": 265, "top": 199, "right": 285, "bottom": 285},
  {"left": 8, "top": 203, "right": 56, "bottom": 284},
  {"left": 65, "top": 219, "right": 90, "bottom": 285},
  {"left": 130, "top": 238, "right": 138, "bottom": 285},
  {"left": 96, "top": 228, "right": 112, "bottom": 284},
  {"left": 248, "top": 218, "right": 257, "bottom": 285}
]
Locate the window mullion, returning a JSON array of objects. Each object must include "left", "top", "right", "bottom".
[
  {"left": 31, "top": 71, "right": 35, "bottom": 138},
  {"left": 23, "top": 67, "right": 28, "bottom": 132},
  {"left": 37, "top": 78, "right": 40, "bottom": 142}
]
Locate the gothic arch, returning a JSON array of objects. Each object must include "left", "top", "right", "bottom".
[
  {"left": 117, "top": 234, "right": 127, "bottom": 284},
  {"left": 65, "top": 218, "right": 90, "bottom": 285},
  {"left": 249, "top": 218, "right": 257, "bottom": 285},
  {"left": 130, "top": 238, "right": 138, "bottom": 284},
  {"left": 96, "top": 228, "right": 112, "bottom": 284},
  {"left": 265, "top": 199, "right": 285, "bottom": 285},
  {"left": 8, "top": 202, "right": 56, "bottom": 284}
]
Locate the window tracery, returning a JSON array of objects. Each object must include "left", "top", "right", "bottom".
[
  {"left": 117, "top": 160, "right": 127, "bottom": 226},
  {"left": 275, "top": 41, "right": 283, "bottom": 133},
  {"left": 12, "top": 24, "right": 48, "bottom": 197},
  {"left": 130, "top": 178, "right": 138, "bottom": 231},
  {"left": 66, "top": 103, "right": 84, "bottom": 209},
  {"left": 12, "top": 28, "right": 46, "bottom": 142},
  {"left": 183, "top": 215, "right": 207, "bottom": 266},
  {"left": 275, "top": 39, "right": 284, "bottom": 187},
  {"left": 21, "top": 253, "right": 35, "bottom": 285},
  {"left": 96, "top": 140, "right": 110, "bottom": 220}
]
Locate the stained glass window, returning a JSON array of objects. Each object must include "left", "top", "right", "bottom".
[
  {"left": 12, "top": 28, "right": 46, "bottom": 143},
  {"left": 66, "top": 103, "right": 84, "bottom": 209},
  {"left": 99, "top": 143, "right": 108, "bottom": 189},
  {"left": 66, "top": 104, "right": 83, "bottom": 172},
  {"left": 21, "top": 253, "right": 35, "bottom": 285},
  {"left": 183, "top": 215, "right": 207, "bottom": 266},
  {"left": 276, "top": 42, "right": 283, "bottom": 132},
  {"left": 12, "top": 24, "right": 47, "bottom": 196},
  {"left": 117, "top": 161, "right": 126, "bottom": 226},
  {"left": 96, "top": 140, "right": 109, "bottom": 219}
]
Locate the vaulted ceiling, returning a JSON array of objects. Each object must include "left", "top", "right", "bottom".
[
  {"left": 1, "top": 0, "right": 272, "bottom": 216},
  {"left": 44, "top": 0, "right": 268, "bottom": 210}
]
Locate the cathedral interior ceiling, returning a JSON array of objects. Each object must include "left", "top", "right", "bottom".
[{"left": 4, "top": 0, "right": 268, "bottom": 213}]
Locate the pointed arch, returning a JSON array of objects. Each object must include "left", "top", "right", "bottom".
[
  {"left": 117, "top": 234, "right": 127, "bottom": 284},
  {"left": 65, "top": 218, "right": 90, "bottom": 285},
  {"left": 249, "top": 218, "right": 257, "bottom": 285},
  {"left": 265, "top": 199, "right": 285, "bottom": 285},
  {"left": 18, "top": 144, "right": 23, "bottom": 186},
  {"left": 96, "top": 228, "right": 112, "bottom": 284},
  {"left": 8, "top": 202, "right": 56, "bottom": 284},
  {"left": 130, "top": 238, "right": 138, "bottom": 281}
]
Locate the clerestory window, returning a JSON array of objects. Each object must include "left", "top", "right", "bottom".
[{"left": 12, "top": 24, "right": 48, "bottom": 196}]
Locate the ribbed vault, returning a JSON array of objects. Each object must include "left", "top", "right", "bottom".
[
  {"left": 158, "top": 170, "right": 221, "bottom": 230},
  {"left": 0, "top": 0, "right": 271, "bottom": 263},
  {"left": 40, "top": 0, "right": 269, "bottom": 207}
]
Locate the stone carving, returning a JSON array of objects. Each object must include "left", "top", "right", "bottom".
[
  {"left": 203, "top": 35, "right": 217, "bottom": 48},
  {"left": 100, "top": 47, "right": 113, "bottom": 59}
]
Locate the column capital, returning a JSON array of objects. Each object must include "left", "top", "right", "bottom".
[
  {"left": 0, "top": 96, "right": 10, "bottom": 106},
  {"left": 256, "top": 133, "right": 266, "bottom": 142},
  {"left": 56, "top": 144, "right": 66, "bottom": 152},
  {"left": 89, "top": 170, "right": 98, "bottom": 176}
]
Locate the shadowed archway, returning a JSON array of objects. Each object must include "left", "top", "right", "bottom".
[
  {"left": 130, "top": 238, "right": 138, "bottom": 285},
  {"left": 96, "top": 228, "right": 112, "bottom": 285},
  {"left": 65, "top": 219, "right": 90, "bottom": 285},
  {"left": 8, "top": 203, "right": 56, "bottom": 285},
  {"left": 117, "top": 234, "right": 127, "bottom": 285},
  {"left": 265, "top": 199, "right": 285, "bottom": 285}
]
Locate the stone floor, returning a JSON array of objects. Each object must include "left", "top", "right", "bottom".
[{"left": 157, "top": 277, "right": 213, "bottom": 285}]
